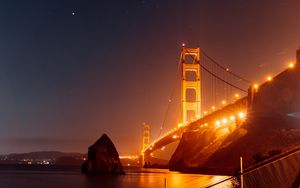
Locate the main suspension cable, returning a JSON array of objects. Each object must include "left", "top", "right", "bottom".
[
  {"left": 201, "top": 50, "right": 252, "bottom": 84},
  {"left": 185, "top": 49, "right": 249, "bottom": 93}
]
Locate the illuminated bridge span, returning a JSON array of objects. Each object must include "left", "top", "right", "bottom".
[
  {"left": 143, "top": 97, "right": 248, "bottom": 156},
  {"left": 141, "top": 45, "right": 296, "bottom": 165}
]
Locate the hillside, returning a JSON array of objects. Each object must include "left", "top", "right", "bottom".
[{"left": 0, "top": 151, "right": 86, "bottom": 165}]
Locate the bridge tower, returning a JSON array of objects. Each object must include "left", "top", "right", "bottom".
[
  {"left": 142, "top": 123, "right": 151, "bottom": 151},
  {"left": 141, "top": 122, "right": 150, "bottom": 167},
  {"left": 180, "top": 46, "right": 201, "bottom": 125}
]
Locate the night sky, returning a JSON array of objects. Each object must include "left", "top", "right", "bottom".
[{"left": 1, "top": 0, "right": 300, "bottom": 154}]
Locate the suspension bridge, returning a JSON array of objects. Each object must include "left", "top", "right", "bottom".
[{"left": 140, "top": 45, "right": 299, "bottom": 167}]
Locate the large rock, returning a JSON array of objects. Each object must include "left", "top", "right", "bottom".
[{"left": 81, "top": 134, "right": 125, "bottom": 175}]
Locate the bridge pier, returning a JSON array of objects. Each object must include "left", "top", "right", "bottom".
[{"left": 140, "top": 152, "right": 151, "bottom": 167}]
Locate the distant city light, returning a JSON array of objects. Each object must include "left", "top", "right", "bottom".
[
  {"left": 172, "top": 135, "right": 178, "bottom": 139},
  {"left": 211, "top": 106, "right": 216, "bottom": 110},
  {"left": 119, "top": 155, "right": 138, "bottom": 159},
  {"left": 215, "top": 120, "right": 221, "bottom": 127},
  {"left": 222, "top": 100, "right": 226, "bottom": 105},
  {"left": 203, "top": 111, "right": 207, "bottom": 115},
  {"left": 235, "top": 93, "right": 240, "bottom": 98},
  {"left": 254, "top": 84, "right": 259, "bottom": 89}
]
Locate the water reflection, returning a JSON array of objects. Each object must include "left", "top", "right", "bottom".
[
  {"left": 0, "top": 168, "right": 231, "bottom": 188},
  {"left": 84, "top": 168, "right": 231, "bottom": 188}
]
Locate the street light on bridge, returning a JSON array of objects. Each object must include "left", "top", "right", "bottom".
[
  {"left": 238, "top": 112, "right": 246, "bottom": 119},
  {"left": 288, "top": 61, "right": 295, "bottom": 69},
  {"left": 229, "top": 115, "right": 235, "bottom": 121},
  {"left": 222, "top": 118, "right": 228, "bottom": 124},
  {"left": 215, "top": 120, "right": 221, "bottom": 127},
  {"left": 178, "top": 123, "right": 183, "bottom": 128}
]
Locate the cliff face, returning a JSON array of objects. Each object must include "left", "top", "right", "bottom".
[
  {"left": 169, "top": 55, "right": 300, "bottom": 175},
  {"left": 81, "top": 134, "right": 125, "bottom": 175}
]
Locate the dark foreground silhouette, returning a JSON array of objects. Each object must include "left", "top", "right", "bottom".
[{"left": 81, "top": 134, "right": 125, "bottom": 175}]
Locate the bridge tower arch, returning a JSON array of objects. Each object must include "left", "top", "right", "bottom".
[{"left": 180, "top": 46, "right": 201, "bottom": 125}]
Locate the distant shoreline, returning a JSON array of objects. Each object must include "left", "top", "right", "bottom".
[
  {"left": 0, "top": 164, "right": 81, "bottom": 172},
  {"left": 0, "top": 164, "right": 149, "bottom": 173}
]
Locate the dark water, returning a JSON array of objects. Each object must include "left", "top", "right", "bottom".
[{"left": 0, "top": 167, "right": 231, "bottom": 188}]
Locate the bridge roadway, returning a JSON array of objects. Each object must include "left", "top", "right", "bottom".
[{"left": 143, "top": 96, "right": 249, "bottom": 157}]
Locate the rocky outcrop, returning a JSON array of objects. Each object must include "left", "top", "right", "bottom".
[{"left": 81, "top": 134, "right": 125, "bottom": 175}]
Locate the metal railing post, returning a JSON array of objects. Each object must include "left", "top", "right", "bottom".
[{"left": 240, "top": 156, "right": 244, "bottom": 188}]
